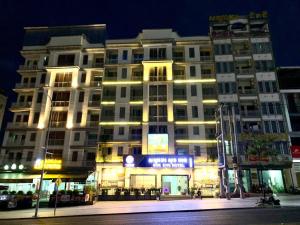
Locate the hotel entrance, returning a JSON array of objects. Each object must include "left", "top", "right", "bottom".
[{"left": 161, "top": 175, "right": 189, "bottom": 195}]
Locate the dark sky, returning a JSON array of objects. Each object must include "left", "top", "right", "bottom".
[{"left": 0, "top": 0, "right": 299, "bottom": 126}]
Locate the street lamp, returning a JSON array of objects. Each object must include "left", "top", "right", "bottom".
[{"left": 34, "top": 89, "right": 53, "bottom": 218}]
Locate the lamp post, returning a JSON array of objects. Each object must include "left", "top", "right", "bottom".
[{"left": 34, "top": 90, "right": 53, "bottom": 218}]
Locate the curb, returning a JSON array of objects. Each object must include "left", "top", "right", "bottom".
[{"left": 0, "top": 207, "right": 261, "bottom": 220}]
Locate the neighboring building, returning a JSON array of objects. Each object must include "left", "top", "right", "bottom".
[
  {"left": 0, "top": 89, "right": 7, "bottom": 130},
  {"left": 0, "top": 25, "right": 106, "bottom": 194},
  {"left": 210, "top": 11, "right": 292, "bottom": 193},
  {"left": 97, "top": 29, "right": 219, "bottom": 196},
  {"left": 278, "top": 67, "right": 300, "bottom": 187}
]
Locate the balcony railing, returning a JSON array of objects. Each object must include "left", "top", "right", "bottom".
[
  {"left": 6, "top": 140, "right": 25, "bottom": 146},
  {"left": 201, "top": 74, "right": 214, "bottom": 79},
  {"left": 15, "top": 83, "right": 36, "bottom": 89},
  {"left": 106, "top": 58, "right": 118, "bottom": 64},
  {"left": 173, "top": 74, "right": 186, "bottom": 80},
  {"left": 173, "top": 56, "right": 184, "bottom": 62},
  {"left": 175, "top": 134, "right": 189, "bottom": 139},
  {"left": 174, "top": 115, "right": 188, "bottom": 121},
  {"left": 54, "top": 82, "right": 72, "bottom": 87},
  {"left": 235, "top": 68, "right": 254, "bottom": 75},
  {"left": 49, "top": 121, "right": 67, "bottom": 128},
  {"left": 129, "top": 134, "right": 142, "bottom": 140},
  {"left": 92, "top": 62, "right": 104, "bottom": 68},
  {"left": 103, "top": 76, "right": 117, "bottom": 81},
  {"left": 173, "top": 95, "right": 187, "bottom": 100},
  {"left": 132, "top": 58, "right": 143, "bottom": 64},
  {"left": 129, "top": 116, "right": 142, "bottom": 121},
  {"left": 149, "top": 96, "right": 167, "bottom": 101},
  {"left": 238, "top": 89, "right": 257, "bottom": 95},
  {"left": 87, "top": 121, "right": 99, "bottom": 127},
  {"left": 19, "top": 65, "right": 38, "bottom": 70},
  {"left": 85, "top": 139, "right": 98, "bottom": 146},
  {"left": 200, "top": 56, "right": 213, "bottom": 61},
  {"left": 11, "top": 102, "right": 32, "bottom": 108},
  {"left": 233, "top": 49, "right": 251, "bottom": 56},
  {"left": 99, "top": 135, "right": 113, "bottom": 142},
  {"left": 7, "top": 122, "right": 28, "bottom": 128},
  {"left": 52, "top": 101, "right": 69, "bottom": 107},
  {"left": 48, "top": 139, "right": 64, "bottom": 146},
  {"left": 88, "top": 101, "right": 101, "bottom": 107},
  {"left": 90, "top": 81, "right": 102, "bottom": 87},
  {"left": 241, "top": 110, "right": 260, "bottom": 117}
]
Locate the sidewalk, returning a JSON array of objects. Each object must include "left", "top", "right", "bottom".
[{"left": 0, "top": 195, "right": 299, "bottom": 220}]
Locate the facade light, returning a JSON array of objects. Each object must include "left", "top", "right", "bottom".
[
  {"left": 102, "top": 81, "right": 142, "bottom": 85},
  {"left": 176, "top": 139, "right": 218, "bottom": 144},
  {"left": 174, "top": 121, "right": 217, "bottom": 125},
  {"left": 173, "top": 79, "right": 216, "bottom": 84},
  {"left": 173, "top": 100, "right": 188, "bottom": 104},
  {"left": 202, "top": 99, "right": 218, "bottom": 104},
  {"left": 129, "top": 101, "right": 144, "bottom": 105},
  {"left": 101, "top": 101, "right": 115, "bottom": 105},
  {"left": 18, "top": 164, "right": 24, "bottom": 170},
  {"left": 4, "top": 165, "right": 9, "bottom": 170},
  {"left": 99, "top": 121, "right": 141, "bottom": 126},
  {"left": 11, "top": 163, "right": 17, "bottom": 170}
]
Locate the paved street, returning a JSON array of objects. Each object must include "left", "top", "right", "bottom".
[
  {"left": 1, "top": 208, "right": 300, "bottom": 225},
  {"left": 0, "top": 195, "right": 299, "bottom": 220}
]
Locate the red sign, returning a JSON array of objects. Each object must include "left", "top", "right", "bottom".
[{"left": 291, "top": 145, "right": 300, "bottom": 158}]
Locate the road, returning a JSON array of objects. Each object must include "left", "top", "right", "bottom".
[{"left": 1, "top": 208, "right": 300, "bottom": 225}]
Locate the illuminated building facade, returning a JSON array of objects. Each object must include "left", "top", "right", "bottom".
[
  {"left": 97, "top": 29, "right": 219, "bottom": 195},
  {"left": 0, "top": 25, "right": 106, "bottom": 194},
  {"left": 210, "top": 12, "right": 292, "bottom": 193}
]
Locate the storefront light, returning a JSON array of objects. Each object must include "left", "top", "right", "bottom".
[
  {"left": 4, "top": 164, "right": 9, "bottom": 170},
  {"left": 11, "top": 163, "right": 17, "bottom": 170},
  {"left": 18, "top": 164, "right": 24, "bottom": 170}
]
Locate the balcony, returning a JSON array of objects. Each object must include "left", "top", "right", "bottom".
[
  {"left": 5, "top": 140, "right": 25, "bottom": 146},
  {"left": 7, "top": 122, "right": 28, "bottom": 129},
  {"left": 174, "top": 115, "right": 188, "bottom": 121},
  {"left": 103, "top": 76, "right": 117, "bottom": 81},
  {"left": 54, "top": 82, "right": 72, "bottom": 87},
  {"left": 15, "top": 83, "right": 36, "bottom": 89},
  {"left": 175, "top": 133, "right": 189, "bottom": 139},
  {"left": 92, "top": 62, "right": 104, "bottom": 68},
  {"left": 149, "top": 96, "right": 167, "bottom": 101},
  {"left": 233, "top": 49, "right": 251, "bottom": 57},
  {"left": 173, "top": 95, "right": 187, "bottom": 100},
  {"left": 131, "top": 72, "right": 143, "bottom": 81},
  {"left": 90, "top": 81, "right": 102, "bottom": 87},
  {"left": 19, "top": 65, "right": 38, "bottom": 70},
  {"left": 149, "top": 116, "right": 167, "bottom": 122},
  {"left": 173, "top": 74, "right": 186, "bottom": 80},
  {"left": 88, "top": 101, "right": 101, "bottom": 107},
  {"left": 238, "top": 89, "right": 257, "bottom": 96},
  {"left": 49, "top": 121, "right": 67, "bottom": 128},
  {"left": 200, "top": 56, "right": 213, "bottom": 61},
  {"left": 129, "top": 134, "right": 142, "bottom": 140},
  {"left": 132, "top": 58, "right": 143, "bottom": 64},
  {"left": 129, "top": 116, "right": 142, "bottom": 121},
  {"left": 48, "top": 139, "right": 64, "bottom": 146},
  {"left": 85, "top": 139, "right": 98, "bottom": 146},
  {"left": 87, "top": 121, "right": 99, "bottom": 127},
  {"left": 235, "top": 68, "right": 254, "bottom": 75},
  {"left": 99, "top": 135, "right": 113, "bottom": 142},
  {"left": 241, "top": 110, "right": 260, "bottom": 117},
  {"left": 52, "top": 101, "right": 69, "bottom": 107},
  {"left": 11, "top": 102, "right": 32, "bottom": 109},
  {"left": 173, "top": 56, "right": 184, "bottom": 62},
  {"left": 105, "top": 58, "right": 118, "bottom": 64}
]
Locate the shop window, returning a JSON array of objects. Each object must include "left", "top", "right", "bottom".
[{"left": 261, "top": 170, "right": 285, "bottom": 193}]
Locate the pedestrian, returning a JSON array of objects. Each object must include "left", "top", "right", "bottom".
[{"left": 197, "top": 189, "right": 202, "bottom": 200}]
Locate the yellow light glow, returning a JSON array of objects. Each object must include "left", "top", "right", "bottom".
[
  {"left": 176, "top": 140, "right": 217, "bottom": 144},
  {"left": 129, "top": 101, "right": 144, "bottom": 105},
  {"left": 167, "top": 103, "right": 174, "bottom": 122},
  {"left": 102, "top": 81, "right": 142, "bottom": 85},
  {"left": 102, "top": 141, "right": 141, "bottom": 144},
  {"left": 173, "top": 100, "right": 188, "bottom": 104},
  {"left": 173, "top": 79, "right": 216, "bottom": 84},
  {"left": 142, "top": 61, "right": 173, "bottom": 81},
  {"left": 99, "top": 121, "right": 141, "bottom": 126},
  {"left": 143, "top": 109, "right": 148, "bottom": 122},
  {"left": 37, "top": 123, "right": 45, "bottom": 129},
  {"left": 34, "top": 159, "right": 62, "bottom": 170},
  {"left": 66, "top": 122, "right": 73, "bottom": 129},
  {"left": 175, "top": 121, "right": 217, "bottom": 125},
  {"left": 101, "top": 101, "right": 116, "bottom": 105},
  {"left": 202, "top": 99, "right": 218, "bottom": 104}
]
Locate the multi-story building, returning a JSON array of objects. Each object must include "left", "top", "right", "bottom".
[
  {"left": 278, "top": 67, "right": 300, "bottom": 187},
  {"left": 96, "top": 29, "right": 219, "bottom": 196},
  {"left": 210, "top": 12, "right": 292, "bottom": 193},
  {"left": 0, "top": 24, "right": 106, "bottom": 194},
  {"left": 0, "top": 89, "right": 7, "bottom": 131}
]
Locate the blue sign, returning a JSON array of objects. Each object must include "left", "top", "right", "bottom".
[{"left": 123, "top": 155, "right": 194, "bottom": 168}]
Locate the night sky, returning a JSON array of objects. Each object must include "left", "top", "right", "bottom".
[{"left": 0, "top": 0, "right": 299, "bottom": 130}]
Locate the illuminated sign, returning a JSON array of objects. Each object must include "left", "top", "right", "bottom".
[
  {"left": 123, "top": 155, "right": 194, "bottom": 168},
  {"left": 34, "top": 159, "right": 62, "bottom": 170},
  {"left": 148, "top": 134, "right": 168, "bottom": 154}
]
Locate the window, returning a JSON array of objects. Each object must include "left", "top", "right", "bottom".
[
  {"left": 261, "top": 103, "right": 268, "bottom": 115},
  {"left": 16, "top": 152, "right": 22, "bottom": 161},
  {"left": 190, "top": 66, "right": 196, "bottom": 77},
  {"left": 150, "top": 48, "right": 166, "bottom": 60},
  {"left": 264, "top": 121, "right": 271, "bottom": 133},
  {"left": 40, "top": 73, "right": 46, "bottom": 84},
  {"left": 8, "top": 152, "right": 14, "bottom": 160},
  {"left": 74, "top": 132, "right": 80, "bottom": 141},
  {"left": 43, "top": 56, "right": 49, "bottom": 66},
  {"left": 268, "top": 102, "right": 275, "bottom": 114},
  {"left": 278, "top": 121, "right": 285, "bottom": 133},
  {"left": 271, "top": 121, "right": 278, "bottom": 133},
  {"left": 121, "top": 87, "right": 126, "bottom": 98},
  {"left": 122, "top": 50, "right": 128, "bottom": 60},
  {"left": 36, "top": 92, "right": 43, "bottom": 103},
  {"left": 149, "top": 125, "right": 167, "bottom": 134},
  {"left": 119, "top": 107, "right": 125, "bottom": 119},
  {"left": 258, "top": 81, "right": 277, "bottom": 93},
  {"left": 176, "top": 148, "right": 189, "bottom": 155},
  {"left": 275, "top": 102, "right": 282, "bottom": 114},
  {"left": 118, "top": 127, "right": 125, "bottom": 135},
  {"left": 214, "top": 44, "right": 232, "bottom": 55},
  {"left": 192, "top": 106, "right": 198, "bottom": 118},
  {"left": 189, "top": 48, "right": 195, "bottom": 58},
  {"left": 76, "top": 112, "right": 82, "bottom": 123},
  {"left": 83, "top": 55, "right": 88, "bottom": 65},
  {"left": 149, "top": 66, "right": 167, "bottom": 81},
  {"left": 81, "top": 73, "right": 86, "bottom": 83},
  {"left": 72, "top": 151, "right": 78, "bottom": 161},
  {"left": 149, "top": 85, "right": 167, "bottom": 101},
  {"left": 216, "top": 62, "right": 234, "bottom": 73},
  {"left": 87, "top": 152, "right": 96, "bottom": 160},
  {"left": 30, "top": 133, "right": 36, "bottom": 142},
  {"left": 57, "top": 54, "right": 75, "bottom": 66},
  {"left": 79, "top": 92, "right": 84, "bottom": 102},
  {"left": 193, "top": 126, "right": 199, "bottom": 135},
  {"left": 121, "top": 68, "right": 127, "bottom": 79},
  {"left": 117, "top": 146, "right": 123, "bottom": 156},
  {"left": 255, "top": 60, "right": 274, "bottom": 72},
  {"left": 191, "top": 85, "right": 197, "bottom": 96},
  {"left": 30, "top": 77, "right": 36, "bottom": 84},
  {"left": 252, "top": 42, "right": 271, "bottom": 54},
  {"left": 149, "top": 105, "right": 167, "bottom": 122},
  {"left": 194, "top": 146, "right": 201, "bottom": 156},
  {"left": 26, "top": 151, "right": 33, "bottom": 161},
  {"left": 33, "top": 112, "right": 40, "bottom": 124}
]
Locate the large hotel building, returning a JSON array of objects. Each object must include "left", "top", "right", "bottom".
[{"left": 0, "top": 12, "right": 293, "bottom": 197}]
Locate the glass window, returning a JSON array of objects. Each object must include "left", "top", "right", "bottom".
[
  {"left": 278, "top": 121, "right": 285, "bottom": 133},
  {"left": 81, "top": 72, "right": 86, "bottom": 83},
  {"left": 192, "top": 106, "right": 198, "bottom": 118},
  {"left": 118, "top": 127, "right": 125, "bottom": 135},
  {"left": 265, "top": 82, "right": 271, "bottom": 93},
  {"left": 30, "top": 133, "right": 36, "bottom": 142},
  {"left": 117, "top": 146, "right": 123, "bottom": 156},
  {"left": 79, "top": 92, "right": 84, "bottom": 102},
  {"left": 275, "top": 102, "right": 282, "bottom": 114},
  {"left": 26, "top": 151, "right": 33, "bottom": 161},
  {"left": 74, "top": 132, "right": 80, "bottom": 141},
  {"left": 194, "top": 146, "right": 201, "bottom": 156},
  {"left": 189, "top": 47, "right": 195, "bottom": 58},
  {"left": 268, "top": 103, "right": 275, "bottom": 114},
  {"left": 191, "top": 85, "right": 197, "bottom": 97},
  {"left": 36, "top": 92, "right": 43, "bottom": 103},
  {"left": 76, "top": 112, "right": 82, "bottom": 123},
  {"left": 83, "top": 55, "right": 88, "bottom": 65},
  {"left": 271, "top": 121, "right": 278, "bottom": 133},
  {"left": 40, "top": 73, "right": 46, "bottom": 84},
  {"left": 121, "top": 68, "right": 127, "bottom": 79},
  {"left": 261, "top": 103, "right": 268, "bottom": 115},
  {"left": 264, "top": 121, "right": 270, "bottom": 133},
  {"left": 33, "top": 112, "right": 40, "bottom": 124},
  {"left": 119, "top": 107, "right": 125, "bottom": 119},
  {"left": 190, "top": 66, "right": 196, "bottom": 77},
  {"left": 193, "top": 126, "right": 199, "bottom": 135},
  {"left": 72, "top": 151, "right": 78, "bottom": 161},
  {"left": 121, "top": 87, "right": 126, "bottom": 98},
  {"left": 122, "top": 50, "right": 128, "bottom": 60}
]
